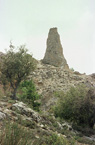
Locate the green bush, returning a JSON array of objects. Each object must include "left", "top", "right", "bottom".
[
  {"left": 54, "top": 85, "right": 95, "bottom": 128},
  {"left": 18, "top": 79, "right": 40, "bottom": 111},
  {"left": 0, "top": 121, "right": 33, "bottom": 145}
]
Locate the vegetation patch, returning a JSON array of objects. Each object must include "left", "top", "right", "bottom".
[
  {"left": 33, "top": 133, "right": 76, "bottom": 145},
  {"left": 18, "top": 79, "right": 41, "bottom": 111},
  {"left": 0, "top": 121, "right": 33, "bottom": 145},
  {"left": 54, "top": 85, "right": 95, "bottom": 133}
]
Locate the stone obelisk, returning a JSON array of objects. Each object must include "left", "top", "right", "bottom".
[{"left": 42, "top": 27, "right": 69, "bottom": 68}]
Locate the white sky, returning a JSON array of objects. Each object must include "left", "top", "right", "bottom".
[{"left": 0, "top": 0, "right": 95, "bottom": 74}]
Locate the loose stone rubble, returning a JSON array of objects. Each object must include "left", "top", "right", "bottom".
[{"left": 30, "top": 61, "right": 95, "bottom": 97}]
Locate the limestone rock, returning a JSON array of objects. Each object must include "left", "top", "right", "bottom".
[
  {"left": 42, "top": 27, "right": 69, "bottom": 68},
  {"left": 11, "top": 102, "right": 41, "bottom": 122},
  {"left": 62, "top": 122, "right": 72, "bottom": 131},
  {"left": 90, "top": 73, "right": 95, "bottom": 79},
  {"left": 0, "top": 111, "right": 6, "bottom": 120}
]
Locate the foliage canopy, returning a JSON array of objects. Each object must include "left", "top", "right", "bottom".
[{"left": 0, "top": 45, "right": 36, "bottom": 99}]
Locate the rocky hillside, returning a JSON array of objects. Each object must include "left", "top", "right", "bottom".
[
  {"left": 28, "top": 28, "right": 95, "bottom": 112},
  {"left": 0, "top": 97, "right": 95, "bottom": 145},
  {"left": 29, "top": 60, "right": 95, "bottom": 112},
  {"left": 0, "top": 28, "right": 95, "bottom": 144},
  {"left": 31, "top": 61, "right": 95, "bottom": 95}
]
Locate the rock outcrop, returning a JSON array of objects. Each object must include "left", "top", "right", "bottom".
[
  {"left": 42, "top": 28, "right": 69, "bottom": 68},
  {"left": 12, "top": 102, "right": 41, "bottom": 122}
]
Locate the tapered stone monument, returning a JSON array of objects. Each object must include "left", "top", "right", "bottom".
[{"left": 42, "top": 28, "right": 69, "bottom": 68}]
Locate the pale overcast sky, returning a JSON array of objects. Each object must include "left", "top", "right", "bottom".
[{"left": 0, "top": 0, "right": 95, "bottom": 74}]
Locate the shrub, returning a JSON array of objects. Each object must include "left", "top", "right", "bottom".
[
  {"left": 0, "top": 121, "right": 33, "bottom": 145},
  {"left": 70, "top": 68, "right": 74, "bottom": 72},
  {"left": 54, "top": 85, "right": 95, "bottom": 128},
  {"left": 18, "top": 79, "right": 40, "bottom": 111}
]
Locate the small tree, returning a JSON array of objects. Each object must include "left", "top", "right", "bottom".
[{"left": 0, "top": 45, "right": 36, "bottom": 99}]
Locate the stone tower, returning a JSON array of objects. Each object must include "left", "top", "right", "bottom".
[{"left": 42, "top": 28, "right": 69, "bottom": 68}]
